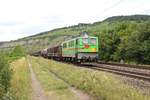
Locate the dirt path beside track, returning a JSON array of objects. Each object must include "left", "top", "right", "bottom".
[
  {"left": 28, "top": 59, "right": 91, "bottom": 100},
  {"left": 28, "top": 62, "right": 48, "bottom": 100}
]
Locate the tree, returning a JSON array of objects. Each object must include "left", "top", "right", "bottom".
[{"left": 9, "top": 45, "right": 26, "bottom": 60}]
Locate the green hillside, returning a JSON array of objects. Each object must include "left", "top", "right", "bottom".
[{"left": 0, "top": 15, "right": 150, "bottom": 64}]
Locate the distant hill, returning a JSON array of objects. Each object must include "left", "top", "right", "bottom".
[
  {"left": 0, "top": 14, "right": 150, "bottom": 54},
  {"left": 104, "top": 15, "right": 150, "bottom": 22}
]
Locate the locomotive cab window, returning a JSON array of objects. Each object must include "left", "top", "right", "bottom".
[
  {"left": 90, "top": 38, "right": 96, "bottom": 45},
  {"left": 83, "top": 38, "right": 89, "bottom": 44},
  {"left": 68, "top": 40, "right": 74, "bottom": 47},
  {"left": 63, "top": 43, "right": 67, "bottom": 48}
]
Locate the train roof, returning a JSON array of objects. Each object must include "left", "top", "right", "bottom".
[
  {"left": 61, "top": 35, "right": 97, "bottom": 44},
  {"left": 40, "top": 32, "right": 97, "bottom": 50}
]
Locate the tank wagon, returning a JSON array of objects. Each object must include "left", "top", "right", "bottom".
[{"left": 35, "top": 32, "right": 99, "bottom": 62}]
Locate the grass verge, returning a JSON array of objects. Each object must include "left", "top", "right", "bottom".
[
  {"left": 10, "top": 57, "right": 32, "bottom": 100},
  {"left": 29, "top": 56, "right": 80, "bottom": 100},
  {"left": 30, "top": 56, "right": 150, "bottom": 100}
]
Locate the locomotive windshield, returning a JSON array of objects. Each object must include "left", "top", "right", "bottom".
[
  {"left": 83, "top": 38, "right": 88, "bottom": 44},
  {"left": 90, "top": 38, "right": 96, "bottom": 44},
  {"left": 78, "top": 37, "right": 97, "bottom": 45}
]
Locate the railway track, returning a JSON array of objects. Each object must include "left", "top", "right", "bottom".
[
  {"left": 34, "top": 56, "right": 150, "bottom": 82},
  {"left": 98, "top": 61, "right": 150, "bottom": 70},
  {"left": 79, "top": 62, "right": 150, "bottom": 81}
]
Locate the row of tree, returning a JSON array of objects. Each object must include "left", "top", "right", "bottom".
[{"left": 97, "top": 21, "right": 150, "bottom": 64}]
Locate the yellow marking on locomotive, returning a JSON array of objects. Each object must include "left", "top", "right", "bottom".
[{"left": 92, "top": 48, "right": 96, "bottom": 52}]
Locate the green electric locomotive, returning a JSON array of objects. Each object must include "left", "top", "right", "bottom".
[{"left": 61, "top": 32, "right": 99, "bottom": 62}]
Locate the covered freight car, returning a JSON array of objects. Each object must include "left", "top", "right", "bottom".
[{"left": 47, "top": 45, "right": 62, "bottom": 60}]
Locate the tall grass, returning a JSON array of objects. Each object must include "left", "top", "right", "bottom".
[
  {"left": 10, "top": 58, "right": 32, "bottom": 100},
  {"left": 31, "top": 56, "right": 150, "bottom": 100}
]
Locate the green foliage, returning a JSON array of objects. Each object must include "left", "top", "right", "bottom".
[
  {"left": 0, "top": 45, "right": 26, "bottom": 99},
  {"left": 97, "top": 21, "right": 150, "bottom": 64},
  {"left": 8, "top": 45, "right": 26, "bottom": 61},
  {"left": 0, "top": 54, "right": 12, "bottom": 98},
  {"left": 1, "top": 15, "right": 150, "bottom": 64},
  {"left": 123, "top": 22, "right": 150, "bottom": 64}
]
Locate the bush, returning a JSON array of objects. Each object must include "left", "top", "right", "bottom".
[
  {"left": 0, "top": 45, "right": 26, "bottom": 99},
  {"left": 0, "top": 54, "right": 12, "bottom": 98},
  {"left": 8, "top": 45, "right": 26, "bottom": 61}
]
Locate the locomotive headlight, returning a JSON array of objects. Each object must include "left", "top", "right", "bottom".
[{"left": 92, "top": 48, "right": 96, "bottom": 52}]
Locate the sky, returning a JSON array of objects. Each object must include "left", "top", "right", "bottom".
[{"left": 0, "top": 0, "right": 150, "bottom": 42}]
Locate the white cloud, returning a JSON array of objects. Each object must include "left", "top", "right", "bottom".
[{"left": 0, "top": 0, "right": 150, "bottom": 41}]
